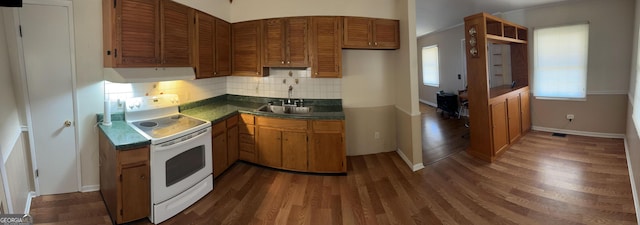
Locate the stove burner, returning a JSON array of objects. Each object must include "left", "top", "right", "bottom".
[{"left": 139, "top": 121, "right": 159, "bottom": 128}]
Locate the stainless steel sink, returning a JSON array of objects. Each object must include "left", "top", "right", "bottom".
[{"left": 257, "top": 104, "right": 313, "bottom": 114}]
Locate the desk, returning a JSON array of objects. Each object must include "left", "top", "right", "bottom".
[{"left": 436, "top": 92, "right": 458, "bottom": 117}]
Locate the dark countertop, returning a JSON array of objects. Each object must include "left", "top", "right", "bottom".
[
  {"left": 99, "top": 95, "right": 344, "bottom": 150},
  {"left": 98, "top": 121, "right": 150, "bottom": 150}
]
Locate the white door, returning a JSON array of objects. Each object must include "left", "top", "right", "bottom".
[{"left": 19, "top": 2, "right": 79, "bottom": 195}]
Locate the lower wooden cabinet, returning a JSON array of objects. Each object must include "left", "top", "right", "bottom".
[
  {"left": 254, "top": 116, "right": 345, "bottom": 173},
  {"left": 212, "top": 115, "right": 240, "bottom": 178},
  {"left": 238, "top": 114, "right": 257, "bottom": 163},
  {"left": 99, "top": 130, "right": 150, "bottom": 224},
  {"left": 487, "top": 87, "right": 530, "bottom": 159},
  {"left": 490, "top": 101, "right": 509, "bottom": 156}
]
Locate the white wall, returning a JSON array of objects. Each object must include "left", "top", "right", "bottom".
[
  {"left": 0, "top": 10, "right": 21, "bottom": 167},
  {"left": 417, "top": 25, "right": 466, "bottom": 105}
]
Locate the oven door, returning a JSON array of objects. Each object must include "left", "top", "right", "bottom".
[{"left": 150, "top": 127, "right": 212, "bottom": 204}]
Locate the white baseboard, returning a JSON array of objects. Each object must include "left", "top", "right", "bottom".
[
  {"left": 81, "top": 185, "right": 100, "bottom": 192},
  {"left": 419, "top": 99, "right": 437, "bottom": 108},
  {"left": 624, "top": 138, "right": 640, "bottom": 225},
  {"left": 396, "top": 149, "right": 425, "bottom": 171},
  {"left": 531, "top": 126, "right": 625, "bottom": 139},
  {"left": 24, "top": 191, "right": 35, "bottom": 214}
]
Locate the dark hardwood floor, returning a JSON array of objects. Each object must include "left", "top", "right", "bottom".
[
  {"left": 421, "top": 103, "right": 469, "bottom": 165},
  {"left": 30, "top": 133, "right": 636, "bottom": 224}
]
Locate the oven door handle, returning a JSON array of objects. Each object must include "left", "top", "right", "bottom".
[{"left": 153, "top": 128, "right": 210, "bottom": 152}]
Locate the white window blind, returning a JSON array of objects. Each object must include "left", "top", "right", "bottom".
[
  {"left": 422, "top": 45, "right": 439, "bottom": 87},
  {"left": 533, "top": 23, "right": 589, "bottom": 99}
]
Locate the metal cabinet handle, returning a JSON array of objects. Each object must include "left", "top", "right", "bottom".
[
  {"left": 64, "top": 120, "right": 72, "bottom": 127},
  {"left": 281, "top": 61, "right": 285, "bottom": 64},
  {"left": 140, "top": 175, "right": 145, "bottom": 180}
]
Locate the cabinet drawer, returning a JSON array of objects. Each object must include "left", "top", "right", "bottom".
[
  {"left": 212, "top": 121, "right": 226, "bottom": 136},
  {"left": 226, "top": 115, "right": 238, "bottom": 127},
  {"left": 240, "top": 114, "right": 254, "bottom": 125},
  {"left": 239, "top": 143, "right": 255, "bottom": 153},
  {"left": 256, "top": 117, "right": 307, "bottom": 130},
  {"left": 239, "top": 134, "right": 255, "bottom": 144},
  {"left": 312, "top": 120, "right": 343, "bottom": 132},
  {"left": 118, "top": 147, "right": 149, "bottom": 167},
  {"left": 239, "top": 124, "right": 255, "bottom": 135}
]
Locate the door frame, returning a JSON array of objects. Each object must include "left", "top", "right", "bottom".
[{"left": 4, "top": 0, "right": 81, "bottom": 195}]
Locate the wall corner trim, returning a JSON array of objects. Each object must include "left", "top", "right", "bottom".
[
  {"left": 81, "top": 185, "right": 100, "bottom": 193},
  {"left": 396, "top": 148, "right": 425, "bottom": 172},
  {"left": 24, "top": 191, "right": 35, "bottom": 215},
  {"left": 623, "top": 138, "right": 640, "bottom": 225}
]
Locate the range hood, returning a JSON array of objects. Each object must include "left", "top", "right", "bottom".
[{"left": 103, "top": 67, "right": 195, "bottom": 83}]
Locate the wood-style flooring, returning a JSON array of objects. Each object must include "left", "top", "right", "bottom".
[
  {"left": 30, "top": 132, "right": 636, "bottom": 225},
  {"left": 420, "top": 103, "right": 469, "bottom": 165}
]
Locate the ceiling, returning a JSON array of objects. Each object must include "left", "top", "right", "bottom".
[{"left": 415, "top": 0, "right": 579, "bottom": 37}]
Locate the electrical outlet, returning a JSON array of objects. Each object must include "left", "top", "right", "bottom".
[
  {"left": 566, "top": 114, "right": 575, "bottom": 121},
  {"left": 374, "top": 131, "right": 380, "bottom": 139}
]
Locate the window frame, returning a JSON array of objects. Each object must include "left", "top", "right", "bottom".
[{"left": 421, "top": 45, "right": 440, "bottom": 87}]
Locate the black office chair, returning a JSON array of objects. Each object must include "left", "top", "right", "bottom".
[{"left": 458, "top": 89, "right": 470, "bottom": 138}]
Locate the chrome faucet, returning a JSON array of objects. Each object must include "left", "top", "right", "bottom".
[{"left": 288, "top": 85, "right": 293, "bottom": 102}]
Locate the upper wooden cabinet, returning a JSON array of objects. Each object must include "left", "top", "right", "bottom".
[
  {"left": 343, "top": 17, "right": 399, "bottom": 49},
  {"left": 263, "top": 17, "right": 310, "bottom": 67},
  {"left": 310, "top": 16, "right": 342, "bottom": 78},
  {"left": 103, "top": 0, "right": 194, "bottom": 67},
  {"left": 232, "top": 20, "right": 269, "bottom": 76},
  {"left": 194, "top": 11, "right": 231, "bottom": 78}
]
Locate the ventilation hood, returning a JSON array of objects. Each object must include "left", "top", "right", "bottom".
[{"left": 103, "top": 67, "right": 195, "bottom": 83}]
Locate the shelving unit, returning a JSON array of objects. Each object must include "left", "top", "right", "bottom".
[{"left": 464, "top": 12, "right": 531, "bottom": 162}]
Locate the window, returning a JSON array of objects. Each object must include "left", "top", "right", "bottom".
[
  {"left": 533, "top": 23, "right": 589, "bottom": 99},
  {"left": 422, "top": 45, "right": 439, "bottom": 87}
]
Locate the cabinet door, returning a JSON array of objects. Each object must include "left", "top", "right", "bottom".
[
  {"left": 310, "top": 17, "right": 342, "bottom": 78},
  {"left": 228, "top": 125, "right": 239, "bottom": 165},
  {"left": 507, "top": 95, "right": 521, "bottom": 143},
  {"left": 491, "top": 101, "right": 509, "bottom": 155},
  {"left": 212, "top": 130, "right": 228, "bottom": 178},
  {"left": 520, "top": 90, "right": 531, "bottom": 132},
  {"left": 232, "top": 20, "right": 265, "bottom": 76},
  {"left": 160, "top": 0, "right": 193, "bottom": 66},
  {"left": 372, "top": 19, "right": 399, "bottom": 49},
  {"left": 195, "top": 11, "right": 214, "bottom": 78},
  {"left": 214, "top": 19, "right": 232, "bottom": 76},
  {"left": 282, "top": 131, "right": 307, "bottom": 171},
  {"left": 121, "top": 165, "right": 150, "bottom": 223},
  {"left": 263, "top": 18, "right": 286, "bottom": 67},
  {"left": 116, "top": 0, "right": 160, "bottom": 67},
  {"left": 286, "top": 17, "right": 309, "bottom": 67},
  {"left": 309, "top": 132, "right": 345, "bottom": 172},
  {"left": 257, "top": 127, "right": 282, "bottom": 168},
  {"left": 343, "top": 17, "right": 371, "bottom": 48}
]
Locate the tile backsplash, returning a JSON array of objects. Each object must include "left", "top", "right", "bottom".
[{"left": 104, "top": 68, "right": 341, "bottom": 112}]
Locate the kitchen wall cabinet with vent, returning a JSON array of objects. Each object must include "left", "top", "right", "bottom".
[
  {"left": 343, "top": 17, "right": 399, "bottom": 49},
  {"left": 310, "top": 16, "right": 342, "bottom": 78},
  {"left": 263, "top": 17, "right": 310, "bottom": 68},
  {"left": 232, "top": 20, "right": 269, "bottom": 76},
  {"left": 99, "top": 130, "right": 150, "bottom": 224},
  {"left": 464, "top": 12, "right": 530, "bottom": 162},
  {"left": 103, "top": 0, "right": 194, "bottom": 67},
  {"left": 194, "top": 11, "right": 231, "bottom": 78}
]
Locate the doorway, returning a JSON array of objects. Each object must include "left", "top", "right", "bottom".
[{"left": 16, "top": 0, "right": 80, "bottom": 195}]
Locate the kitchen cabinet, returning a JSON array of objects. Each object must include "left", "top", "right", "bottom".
[
  {"left": 343, "top": 17, "right": 399, "bottom": 49},
  {"left": 99, "top": 130, "right": 150, "bottom": 224},
  {"left": 212, "top": 115, "right": 239, "bottom": 178},
  {"left": 464, "top": 13, "right": 530, "bottom": 162},
  {"left": 194, "top": 11, "right": 231, "bottom": 78},
  {"left": 310, "top": 16, "right": 342, "bottom": 78},
  {"left": 309, "top": 120, "right": 346, "bottom": 173},
  {"left": 103, "top": 0, "right": 193, "bottom": 67},
  {"left": 232, "top": 20, "right": 269, "bottom": 76},
  {"left": 255, "top": 116, "right": 308, "bottom": 171},
  {"left": 238, "top": 114, "right": 257, "bottom": 163},
  {"left": 263, "top": 17, "right": 310, "bottom": 67}
]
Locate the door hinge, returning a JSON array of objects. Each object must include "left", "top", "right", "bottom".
[
  {"left": 114, "top": 49, "right": 118, "bottom": 58},
  {"left": 119, "top": 174, "right": 122, "bottom": 181},
  {"left": 120, "top": 209, "right": 123, "bottom": 216},
  {"left": 18, "top": 25, "right": 22, "bottom": 37},
  {"left": 193, "top": 17, "right": 196, "bottom": 24},
  {"left": 113, "top": 0, "right": 116, "bottom": 8},
  {"left": 35, "top": 169, "right": 38, "bottom": 178}
]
